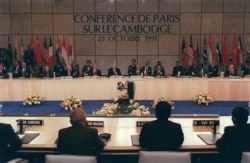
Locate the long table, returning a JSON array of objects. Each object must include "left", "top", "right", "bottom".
[
  {"left": 1, "top": 76, "right": 250, "bottom": 101},
  {"left": 0, "top": 115, "right": 229, "bottom": 153}
]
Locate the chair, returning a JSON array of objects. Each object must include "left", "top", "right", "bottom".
[
  {"left": 138, "top": 151, "right": 191, "bottom": 163},
  {"left": 241, "top": 152, "right": 250, "bottom": 163},
  {"left": 45, "top": 154, "right": 97, "bottom": 163}
]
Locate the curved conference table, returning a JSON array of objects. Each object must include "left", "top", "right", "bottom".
[{"left": 1, "top": 76, "right": 250, "bottom": 101}]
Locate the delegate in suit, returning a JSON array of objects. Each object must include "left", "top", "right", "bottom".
[
  {"left": 0, "top": 123, "right": 22, "bottom": 162},
  {"left": 57, "top": 108, "right": 105, "bottom": 155},
  {"left": 216, "top": 107, "right": 250, "bottom": 152},
  {"left": 139, "top": 101, "right": 184, "bottom": 151}
]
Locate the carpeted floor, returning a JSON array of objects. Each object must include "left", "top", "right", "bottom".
[{"left": 0, "top": 100, "right": 248, "bottom": 116}]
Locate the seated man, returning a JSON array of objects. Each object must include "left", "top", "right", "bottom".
[
  {"left": 64, "top": 65, "right": 78, "bottom": 78},
  {"left": 140, "top": 60, "right": 152, "bottom": 76},
  {"left": 89, "top": 63, "right": 102, "bottom": 76},
  {"left": 108, "top": 63, "right": 121, "bottom": 77},
  {"left": 0, "top": 123, "right": 22, "bottom": 162},
  {"left": 57, "top": 108, "right": 105, "bottom": 155},
  {"left": 208, "top": 59, "right": 219, "bottom": 77},
  {"left": 153, "top": 64, "right": 165, "bottom": 77},
  {"left": 18, "top": 62, "right": 31, "bottom": 78},
  {"left": 82, "top": 60, "right": 93, "bottom": 76},
  {"left": 128, "top": 58, "right": 137, "bottom": 76},
  {"left": 139, "top": 101, "right": 184, "bottom": 151},
  {"left": 0, "top": 63, "right": 9, "bottom": 79},
  {"left": 172, "top": 60, "right": 183, "bottom": 76},
  {"left": 53, "top": 61, "right": 65, "bottom": 77},
  {"left": 224, "top": 63, "right": 237, "bottom": 77},
  {"left": 12, "top": 60, "right": 21, "bottom": 78},
  {"left": 216, "top": 107, "right": 250, "bottom": 162}
]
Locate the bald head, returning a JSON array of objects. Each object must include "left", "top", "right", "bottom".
[{"left": 70, "top": 108, "right": 87, "bottom": 125}]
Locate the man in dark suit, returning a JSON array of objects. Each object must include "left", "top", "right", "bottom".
[
  {"left": 89, "top": 63, "right": 102, "bottom": 76},
  {"left": 216, "top": 107, "right": 250, "bottom": 162},
  {"left": 139, "top": 101, "right": 184, "bottom": 151},
  {"left": 140, "top": 60, "right": 152, "bottom": 76},
  {"left": 53, "top": 61, "right": 65, "bottom": 77},
  {"left": 12, "top": 60, "right": 21, "bottom": 78},
  {"left": 18, "top": 62, "right": 31, "bottom": 78},
  {"left": 128, "top": 58, "right": 137, "bottom": 76},
  {"left": 64, "top": 65, "right": 78, "bottom": 78},
  {"left": 153, "top": 65, "right": 165, "bottom": 77},
  {"left": 0, "top": 123, "right": 22, "bottom": 162},
  {"left": 216, "top": 107, "right": 250, "bottom": 152},
  {"left": 172, "top": 60, "right": 183, "bottom": 77},
  {"left": 71, "top": 59, "right": 80, "bottom": 77},
  {"left": 208, "top": 59, "right": 219, "bottom": 77},
  {"left": 108, "top": 63, "right": 121, "bottom": 77},
  {"left": 0, "top": 63, "right": 9, "bottom": 79},
  {"left": 224, "top": 63, "right": 237, "bottom": 77},
  {"left": 82, "top": 60, "right": 93, "bottom": 76},
  {"left": 57, "top": 108, "right": 105, "bottom": 155}
]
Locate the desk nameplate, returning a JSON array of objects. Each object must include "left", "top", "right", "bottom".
[{"left": 87, "top": 121, "right": 104, "bottom": 127}]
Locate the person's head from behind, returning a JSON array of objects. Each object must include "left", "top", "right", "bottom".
[
  {"left": 70, "top": 108, "right": 87, "bottom": 126},
  {"left": 155, "top": 101, "right": 172, "bottom": 120},
  {"left": 231, "top": 107, "right": 249, "bottom": 125}
]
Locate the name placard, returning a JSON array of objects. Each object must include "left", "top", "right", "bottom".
[
  {"left": 136, "top": 121, "right": 149, "bottom": 127},
  {"left": 16, "top": 119, "right": 44, "bottom": 126},
  {"left": 87, "top": 121, "right": 104, "bottom": 127},
  {"left": 193, "top": 120, "right": 219, "bottom": 126}
]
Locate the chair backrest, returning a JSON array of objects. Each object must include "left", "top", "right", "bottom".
[
  {"left": 45, "top": 154, "right": 97, "bottom": 163},
  {"left": 241, "top": 152, "right": 250, "bottom": 163},
  {"left": 138, "top": 151, "right": 191, "bottom": 163}
]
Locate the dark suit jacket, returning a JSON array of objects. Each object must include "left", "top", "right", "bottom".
[
  {"left": 0, "top": 69, "right": 9, "bottom": 79},
  {"left": 108, "top": 68, "right": 121, "bottom": 76},
  {"left": 140, "top": 66, "right": 152, "bottom": 76},
  {"left": 172, "top": 65, "right": 184, "bottom": 76},
  {"left": 89, "top": 69, "right": 102, "bottom": 76},
  {"left": 139, "top": 120, "right": 184, "bottom": 151},
  {"left": 18, "top": 68, "right": 31, "bottom": 78},
  {"left": 63, "top": 70, "right": 78, "bottom": 78},
  {"left": 224, "top": 69, "right": 237, "bottom": 77},
  {"left": 153, "top": 69, "right": 165, "bottom": 77},
  {"left": 128, "top": 65, "right": 137, "bottom": 76},
  {"left": 57, "top": 124, "right": 105, "bottom": 155},
  {"left": 216, "top": 124, "right": 250, "bottom": 152},
  {"left": 53, "top": 65, "right": 65, "bottom": 77},
  {"left": 12, "top": 65, "right": 21, "bottom": 78},
  {"left": 208, "top": 65, "right": 219, "bottom": 77},
  {"left": 0, "top": 123, "right": 21, "bottom": 151},
  {"left": 41, "top": 70, "right": 53, "bottom": 78}
]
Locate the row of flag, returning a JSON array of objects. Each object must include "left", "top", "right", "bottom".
[
  {"left": 8, "top": 35, "right": 74, "bottom": 67},
  {"left": 180, "top": 35, "right": 250, "bottom": 66}
]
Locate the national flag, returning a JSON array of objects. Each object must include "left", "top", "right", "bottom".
[
  {"left": 48, "top": 36, "right": 54, "bottom": 66},
  {"left": 7, "top": 35, "right": 13, "bottom": 64},
  {"left": 215, "top": 36, "right": 222, "bottom": 64},
  {"left": 42, "top": 36, "right": 49, "bottom": 64},
  {"left": 207, "top": 35, "right": 213, "bottom": 64},
  {"left": 222, "top": 36, "right": 228, "bottom": 66},
  {"left": 68, "top": 37, "right": 73, "bottom": 64},
  {"left": 193, "top": 38, "right": 199, "bottom": 62},
  {"left": 237, "top": 36, "right": 243, "bottom": 65},
  {"left": 35, "top": 36, "right": 43, "bottom": 66},
  {"left": 14, "top": 37, "right": 20, "bottom": 61},
  {"left": 202, "top": 37, "right": 208, "bottom": 62},
  {"left": 55, "top": 36, "right": 62, "bottom": 65},
  {"left": 187, "top": 35, "right": 194, "bottom": 65},
  {"left": 232, "top": 36, "right": 237, "bottom": 65},
  {"left": 247, "top": 36, "right": 250, "bottom": 60},
  {"left": 180, "top": 36, "right": 186, "bottom": 66},
  {"left": 61, "top": 35, "right": 68, "bottom": 66},
  {"left": 20, "top": 35, "right": 24, "bottom": 62}
]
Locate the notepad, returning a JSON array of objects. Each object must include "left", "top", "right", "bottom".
[
  {"left": 20, "top": 133, "right": 40, "bottom": 144},
  {"left": 197, "top": 133, "right": 221, "bottom": 145},
  {"left": 131, "top": 135, "right": 140, "bottom": 146}
]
